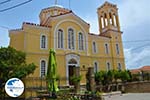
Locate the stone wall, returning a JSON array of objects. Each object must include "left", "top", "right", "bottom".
[{"left": 125, "top": 81, "right": 150, "bottom": 93}]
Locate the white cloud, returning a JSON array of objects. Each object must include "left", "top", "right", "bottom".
[
  {"left": 124, "top": 46, "right": 150, "bottom": 69},
  {"left": 119, "top": 0, "right": 150, "bottom": 29}
]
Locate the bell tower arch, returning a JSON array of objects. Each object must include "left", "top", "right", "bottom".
[{"left": 97, "top": 1, "right": 121, "bottom": 34}]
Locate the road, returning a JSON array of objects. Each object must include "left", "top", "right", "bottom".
[{"left": 104, "top": 93, "right": 150, "bottom": 100}]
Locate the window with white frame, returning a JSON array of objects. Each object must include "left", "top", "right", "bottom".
[
  {"left": 118, "top": 63, "right": 122, "bottom": 71},
  {"left": 41, "top": 35, "right": 47, "bottom": 49},
  {"left": 94, "top": 62, "right": 98, "bottom": 73},
  {"left": 40, "top": 60, "right": 46, "bottom": 77},
  {"left": 68, "top": 28, "right": 75, "bottom": 50},
  {"left": 116, "top": 44, "right": 120, "bottom": 55},
  {"left": 93, "top": 41, "right": 97, "bottom": 53},
  {"left": 105, "top": 43, "right": 109, "bottom": 54},
  {"left": 78, "top": 32, "right": 84, "bottom": 50},
  {"left": 57, "top": 29, "right": 63, "bottom": 49},
  {"left": 106, "top": 62, "right": 111, "bottom": 71}
]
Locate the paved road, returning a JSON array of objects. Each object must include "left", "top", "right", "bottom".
[{"left": 104, "top": 93, "right": 150, "bottom": 100}]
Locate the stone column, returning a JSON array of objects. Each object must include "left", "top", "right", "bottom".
[
  {"left": 115, "top": 14, "right": 120, "bottom": 31},
  {"left": 86, "top": 67, "right": 95, "bottom": 92},
  {"left": 111, "top": 13, "right": 115, "bottom": 26},
  {"left": 106, "top": 13, "right": 110, "bottom": 26},
  {"left": 73, "top": 67, "right": 80, "bottom": 93},
  {"left": 103, "top": 15, "right": 106, "bottom": 27},
  {"left": 99, "top": 16, "right": 102, "bottom": 33}
]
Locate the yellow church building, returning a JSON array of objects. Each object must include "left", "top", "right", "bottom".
[{"left": 9, "top": 1, "right": 125, "bottom": 97}]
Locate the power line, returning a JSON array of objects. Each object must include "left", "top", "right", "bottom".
[
  {"left": 0, "top": 25, "right": 10, "bottom": 30},
  {"left": 0, "top": 0, "right": 11, "bottom": 5},
  {"left": 131, "top": 43, "right": 150, "bottom": 51},
  {"left": 0, "top": 0, "right": 32, "bottom": 12},
  {"left": 0, "top": 25, "right": 150, "bottom": 44}
]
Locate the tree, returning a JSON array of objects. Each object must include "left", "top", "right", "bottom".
[
  {"left": 120, "top": 70, "right": 131, "bottom": 83},
  {"left": 0, "top": 47, "right": 36, "bottom": 98},
  {"left": 95, "top": 71, "right": 103, "bottom": 85}
]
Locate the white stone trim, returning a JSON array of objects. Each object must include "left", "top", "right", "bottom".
[
  {"left": 92, "top": 40, "right": 98, "bottom": 54},
  {"left": 40, "top": 34, "right": 48, "bottom": 50},
  {"left": 77, "top": 30, "right": 85, "bottom": 51},
  {"left": 115, "top": 43, "right": 120, "bottom": 55},
  {"left": 52, "top": 13, "right": 89, "bottom": 28},
  {"left": 104, "top": 42, "right": 109, "bottom": 54},
  {"left": 66, "top": 54, "right": 80, "bottom": 85},
  {"left": 40, "top": 59, "right": 47, "bottom": 77},
  {"left": 56, "top": 28, "right": 65, "bottom": 50},
  {"left": 54, "top": 19, "right": 87, "bottom": 51},
  {"left": 93, "top": 61, "right": 99, "bottom": 72},
  {"left": 67, "top": 26, "right": 76, "bottom": 50}
]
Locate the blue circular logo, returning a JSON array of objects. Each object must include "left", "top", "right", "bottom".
[{"left": 5, "top": 78, "right": 24, "bottom": 97}]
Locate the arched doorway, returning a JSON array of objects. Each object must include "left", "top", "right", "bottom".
[
  {"left": 68, "top": 59, "right": 77, "bottom": 85},
  {"left": 66, "top": 54, "right": 80, "bottom": 85}
]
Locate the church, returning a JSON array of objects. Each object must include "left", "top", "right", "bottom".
[{"left": 9, "top": 1, "right": 125, "bottom": 97}]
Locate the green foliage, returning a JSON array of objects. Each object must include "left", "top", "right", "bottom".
[
  {"left": 120, "top": 70, "right": 131, "bottom": 82},
  {"left": 70, "top": 75, "right": 82, "bottom": 84},
  {"left": 0, "top": 47, "right": 36, "bottom": 97},
  {"left": 95, "top": 71, "right": 107, "bottom": 85},
  {"left": 95, "top": 70, "right": 131, "bottom": 85},
  {"left": 95, "top": 72, "right": 103, "bottom": 83}
]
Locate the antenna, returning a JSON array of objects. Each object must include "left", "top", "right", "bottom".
[
  {"left": 69, "top": 0, "right": 71, "bottom": 9},
  {"left": 55, "top": 0, "right": 57, "bottom": 5}
]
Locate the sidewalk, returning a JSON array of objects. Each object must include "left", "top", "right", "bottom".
[{"left": 104, "top": 93, "right": 150, "bottom": 100}]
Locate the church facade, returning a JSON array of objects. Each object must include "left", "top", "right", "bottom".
[{"left": 9, "top": 1, "right": 125, "bottom": 87}]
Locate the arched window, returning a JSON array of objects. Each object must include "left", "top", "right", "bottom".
[
  {"left": 105, "top": 43, "right": 109, "bottom": 54},
  {"left": 94, "top": 62, "right": 98, "bottom": 73},
  {"left": 41, "top": 35, "right": 47, "bottom": 49},
  {"left": 116, "top": 44, "right": 120, "bottom": 55},
  {"left": 68, "top": 28, "right": 75, "bottom": 50},
  {"left": 40, "top": 60, "right": 46, "bottom": 77},
  {"left": 57, "top": 29, "right": 63, "bottom": 48},
  {"left": 78, "top": 32, "right": 84, "bottom": 50},
  {"left": 118, "top": 63, "right": 122, "bottom": 71},
  {"left": 106, "top": 62, "right": 111, "bottom": 71},
  {"left": 93, "top": 41, "right": 97, "bottom": 53}
]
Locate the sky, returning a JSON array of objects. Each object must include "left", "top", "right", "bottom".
[{"left": 0, "top": 0, "right": 150, "bottom": 69}]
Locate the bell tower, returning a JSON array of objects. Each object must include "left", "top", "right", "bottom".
[
  {"left": 97, "top": 1, "right": 121, "bottom": 34},
  {"left": 97, "top": 2, "right": 126, "bottom": 70}
]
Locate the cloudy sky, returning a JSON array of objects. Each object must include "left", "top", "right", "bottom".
[{"left": 0, "top": 0, "right": 150, "bottom": 69}]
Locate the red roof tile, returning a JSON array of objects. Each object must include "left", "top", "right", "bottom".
[
  {"left": 130, "top": 66, "right": 150, "bottom": 74},
  {"left": 139, "top": 66, "right": 150, "bottom": 71}
]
